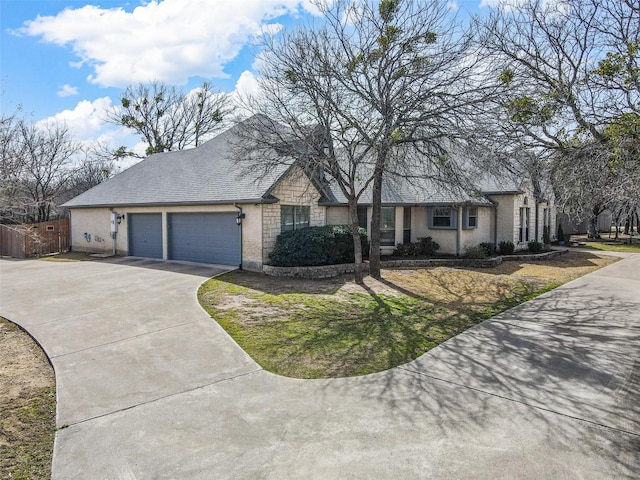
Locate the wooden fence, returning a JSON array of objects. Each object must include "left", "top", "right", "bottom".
[{"left": 0, "top": 219, "right": 70, "bottom": 258}]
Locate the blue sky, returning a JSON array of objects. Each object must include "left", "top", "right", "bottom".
[{"left": 1, "top": 0, "right": 490, "bottom": 154}]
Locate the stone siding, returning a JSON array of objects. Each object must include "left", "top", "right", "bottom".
[{"left": 262, "top": 165, "right": 326, "bottom": 263}]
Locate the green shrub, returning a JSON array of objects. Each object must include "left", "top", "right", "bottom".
[
  {"left": 528, "top": 241, "right": 544, "bottom": 253},
  {"left": 464, "top": 244, "right": 488, "bottom": 259},
  {"left": 479, "top": 242, "right": 496, "bottom": 257},
  {"left": 269, "top": 225, "right": 368, "bottom": 267},
  {"left": 416, "top": 236, "right": 440, "bottom": 255},
  {"left": 498, "top": 240, "right": 515, "bottom": 255},
  {"left": 393, "top": 242, "right": 418, "bottom": 256},
  {"left": 393, "top": 236, "right": 440, "bottom": 257},
  {"left": 542, "top": 226, "right": 551, "bottom": 245}
]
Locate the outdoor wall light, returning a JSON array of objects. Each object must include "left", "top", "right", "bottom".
[{"left": 236, "top": 213, "right": 246, "bottom": 225}]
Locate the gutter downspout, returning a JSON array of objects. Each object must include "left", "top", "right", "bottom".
[{"left": 234, "top": 203, "right": 243, "bottom": 270}]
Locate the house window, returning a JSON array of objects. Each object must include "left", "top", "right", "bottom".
[
  {"left": 281, "top": 205, "right": 310, "bottom": 233},
  {"left": 519, "top": 207, "right": 530, "bottom": 242},
  {"left": 430, "top": 207, "right": 456, "bottom": 229},
  {"left": 357, "top": 206, "right": 368, "bottom": 230},
  {"left": 464, "top": 207, "right": 477, "bottom": 229},
  {"left": 403, "top": 207, "right": 411, "bottom": 243},
  {"left": 380, "top": 206, "right": 396, "bottom": 246}
]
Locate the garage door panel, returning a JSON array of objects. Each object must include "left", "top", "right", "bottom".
[
  {"left": 128, "top": 213, "right": 163, "bottom": 259},
  {"left": 168, "top": 213, "right": 240, "bottom": 266}
]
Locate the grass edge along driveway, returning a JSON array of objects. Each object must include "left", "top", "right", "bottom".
[{"left": 198, "top": 252, "right": 617, "bottom": 379}]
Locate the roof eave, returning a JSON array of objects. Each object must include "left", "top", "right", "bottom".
[{"left": 63, "top": 197, "right": 279, "bottom": 209}]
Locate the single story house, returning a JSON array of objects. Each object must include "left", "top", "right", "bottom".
[{"left": 63, "top": 120, "right": 556, "bottom": 271}]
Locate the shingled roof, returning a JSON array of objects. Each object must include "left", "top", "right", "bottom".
[
  {"left": 64, "top": 117, "right": 525, "bottom": 209},
  {"left": 63, "top": 120, "right": 292, "bottom": 208}
]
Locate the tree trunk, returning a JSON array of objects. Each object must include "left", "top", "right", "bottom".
[
  {"left": 348, "top": 197, "right": 364, "bottom": 284},
  {"left": 369, "top": 168, "right": 383, "bottom": 279},
  {"left": 587, "top": 216, "right": 600, "bottom": 239}
]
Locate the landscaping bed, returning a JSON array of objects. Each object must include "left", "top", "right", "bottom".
[
  {"left": 263, "top": 250, "right": 566, "bottom": 278},
  {"left": 199, "top": 251, "right": 618, "bottom": 379}
]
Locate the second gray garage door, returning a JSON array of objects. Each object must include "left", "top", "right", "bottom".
[
  {"left": 168, "top": 212, "right": 240, "bottom": 266},
  {"left": 128, "top": 213, "right": 163, "bottom": 259}
]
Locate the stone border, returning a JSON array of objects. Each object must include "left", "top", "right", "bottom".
[
  {"left": 263, "top": 250, "right": 568, "bottom": 279},
  {"left": 262, "top": 263, "right": 370, "bottom": 279},
  {"left": 380, "top": 257, "right": 502, "bottom": 269}
]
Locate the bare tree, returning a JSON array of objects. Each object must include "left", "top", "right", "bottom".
[
  {"left": 236, "top": 0, "right": 502, "bottom": 280},
  {"left": 59, "top": 141, "right": 119, "bottom": 205},
  {"left": 479, "top": 0, "right": 640, "bottom": 236},
  {"left": 108, "top": 80, "right": 233, "bottom": 155},
  {"left": 0, "top": 119, "right": 80, "bottom": 223}
]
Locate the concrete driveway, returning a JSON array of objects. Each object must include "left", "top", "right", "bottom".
[{"left": 1, "top": 254, "right": 638, "bottom": 479}]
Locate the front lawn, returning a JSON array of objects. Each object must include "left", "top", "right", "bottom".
[
  {"left": 580, "top": 241, "right": 640, "bottom": 253},
  {"left": 198, "top": 251, "right": 617, "bottom": 378}
]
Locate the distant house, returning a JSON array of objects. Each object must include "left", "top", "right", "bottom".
[{"left": 63, "top": 120, "right": 555, "bottom": 271}]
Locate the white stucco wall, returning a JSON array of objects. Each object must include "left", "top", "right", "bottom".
[
  {"left": 69, "top": 208, "right": 118, "bottom": 255},
  {"left": 69, "top": 203, "right": 263, "bottom": 270},
  {"left": 459, "top": 206, "right": 495, "bottom": 252},
  {"left": 410, "top": 205, "right": 495, "bottom": 255}
]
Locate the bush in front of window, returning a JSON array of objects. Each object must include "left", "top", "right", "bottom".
[
  {"left": 269, "top": 225, "right": 369, "bottom": 267},
  {"left": 498, "top": 240, "right": 515, "bottom": 255},
  {"left": 479, "top": 242, "right": 496, "bottom": 257},
  {"left": 528, "top": 241, "right": 544, "bottom": 253},
  {"left": 464, "top": 244, "right": 488, "bottom": 259},
  {"left": 392, "top": 236, "right": 440, "bottom": 257}
]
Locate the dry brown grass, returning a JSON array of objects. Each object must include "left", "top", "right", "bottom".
[
  {"left": 0, "top": 318, "right": 55, "bottom": 480},
  {"left": 200, "top": 251, "right": 618, "bottom": 378}
]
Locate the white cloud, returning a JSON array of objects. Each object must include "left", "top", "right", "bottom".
[
  {"left": 36, "top": 96, "right": 142, "bottom": 162},
  {"left": 20, "top": 0, "right": 319, "bottom": 88},
  {"left": 234, "top": 70, "right": 260, "bottom": 99},
  {"left": 38, "top": 97, "right": 113, "bottom": 141},
  {"left": 479, "top": 0, "right": 567, "bottom": 10},
  {"left": 57, "top": 84, "right": 78, "bottom": 97}
]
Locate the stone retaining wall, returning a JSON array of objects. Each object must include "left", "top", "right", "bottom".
[
  {"left": 380, "top": 257, "right": 503, "bottom": 269},
  {"left": 262, "top": 250, "right": 567, "bottom": 279},
  {"left": 262, "top": 263, "right": 370, "bottom": 279}
]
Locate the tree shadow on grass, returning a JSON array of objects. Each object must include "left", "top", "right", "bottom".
[
  {"left": 290, "top": 280, "right": 640, "bottom": 477},
  {"left": 212, "top": 269, "right": 349, "bottom": 295}
]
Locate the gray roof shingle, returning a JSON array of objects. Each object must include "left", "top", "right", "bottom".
[
  {"left": 64, "top": 117, "right": 524, "bottom": 209},
  {"left": 63, "top": 122, "right": 291, "bottom": 208}
]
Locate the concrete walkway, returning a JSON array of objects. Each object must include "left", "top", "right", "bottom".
[{"left": 1, "top": 254, "right": 638, "bottom": 479}]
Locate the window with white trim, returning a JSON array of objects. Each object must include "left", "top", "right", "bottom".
[
  {"left": 281, "top": 205, "right": 310, "bottom": 233},
  {"left": 380, "top": 207, "right": 396, "bottom": 246},
  {"left": 430, "top": 207, "right": 456, "bottom": 229},
  {"left": 463, "top": 207, "right": 478, "bottom": 229}
]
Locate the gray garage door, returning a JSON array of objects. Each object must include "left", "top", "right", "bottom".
[
  {"left": 128, "top": 213, "right": 163, "bottom": 259},
  {"left": 168, "top": 212, "right": 240, "bottom": 266}
]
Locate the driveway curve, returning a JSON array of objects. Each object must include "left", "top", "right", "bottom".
[{"left": 1, "top": 254, "right": 639, "bottom": 479}]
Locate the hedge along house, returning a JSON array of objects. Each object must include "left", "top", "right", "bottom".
[{"left": 63, "top": 120, "right": 555, "bottom": 270}]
